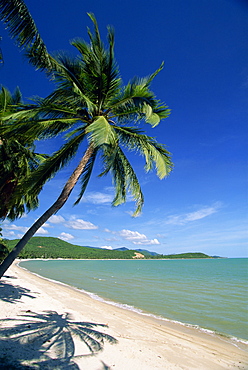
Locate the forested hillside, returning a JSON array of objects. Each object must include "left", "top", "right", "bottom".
[
  {"left": 6, "top": 237, "right": 136, "bottom": 259},
  {"left": 6, "top": 237, "right": 212, "bottom": 259}
]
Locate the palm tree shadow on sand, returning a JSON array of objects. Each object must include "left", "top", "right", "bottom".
[
  {"left": 0, "top": 278, "right": 36, "bottom": 303},
  {"left": 0, "top": 310, "right": 118, "bottom": 369}
]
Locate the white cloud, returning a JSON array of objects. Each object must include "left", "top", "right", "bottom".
[
  {"left": 82, "top": 191, "right": 113, "bottom": 204},
  {"left": 49, "top": 215, "right": 65, "bottom": 224},
  {"left": 2, "top": 230, "right": 16, "bottom": 238},
  {"left": 58, "top": 232, "right": 75, "bottom": 241},
  {"left": 2, "top": 223, "right": 48, "bottom": 237},
  {"left": 120, "top": 229, "right": 146, "bottom": 241},
  {"left": 135, "top": 238, "right": 160, "bottom": 245},
  {"left": 185, "top": 207, "right": 218, "bottom": 221},
  {"left": 83, "top": 188, "right": 133, "bottom": 205},
  {"left": 101, "top": 246, "right": 113, "bottom": 250},
  {"left": 105, "top": 237, "right": 118, "bottom": 242},
  {"left": 66, "top": 218, "right": 98, "bottom": 230},
  {"left": 104, "top": 228, "right": 111, "bottom": 233},
  {"left": 36, "top": 227, "right": 49, "bottom": 235},
  {"left": 4, "top": 224, "right": 29, "bottom": 233},
  {"left": 119, "top": 229, "right": 160, "bottom": 245},
  {"left": 165, "top": 204, "right": 221, "bottom": 225}
]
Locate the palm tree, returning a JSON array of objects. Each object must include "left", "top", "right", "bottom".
[
  {"left": 0, "top": 86, "right": 46, "bottom": 220},
  {"left": 0, "top": 6, "right": 173, "bottom": 277}
]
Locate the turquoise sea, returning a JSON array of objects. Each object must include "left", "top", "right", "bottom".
[{"left": 19, "top": 258, "right": 248, "bottom": 343}]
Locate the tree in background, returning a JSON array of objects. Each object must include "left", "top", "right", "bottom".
[
  {"left": 0, "top": 2, "right": 173, "bottom": 277},
  {"left": 0, "top": 225, "right": 8, "bottom": 262}
]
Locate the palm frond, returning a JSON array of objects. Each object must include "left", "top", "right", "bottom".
[
  {"left": 87, "top": 13, "right": 102, "bottom": 47},
  {"left": 74, "top": 148, "right": 98, "bottom": 205},
  {"left": 0, "top": 136, "right": 47, "bottom": 220},
  {"left": 71, "top": 14, "right": 121, "bottom": 110},
  {"left": 0, "top": 86, "right": 9, "bottom": 114},
  {"left": 108, "top": 62, "right": 170, "bottom": 127},
  {"left": 0, "top": 0, "right": 42, "bottom": 47},
  {"left": 43, "top": 52, "right": 99, "bottom": 114},
  {"left": 3, "top": 192, "right": 39, "bottom": 221},
  {"left": 143, "top": 103, "right": 171, "bottom": 127},
  {"left": 109, "top": 85, "right": 153, "bottom": 118},
  {"left": 48, "top": 52, "right": 84, "bottom": 91},
  {"left": 145, "top": 61, "right": 165, "bottom": 86},
  {"left": 11, "top": 86, "right": 22, "bottom": 105},
  {"left": 0, "top": 0, "right": 52, "bottom": 69},
  {"left": 0, "top": 116, "right": 80, "bottom": 142},
  {"left": 100, "top": 146, "right": 144, "bottom": 216},
  {"left": 21, "top": 132, "right": 86, "bottom": 197},
  {"left": 0, "top": 12, "right": 173, "bottom": 223},
  {"left": 0, "top": 0, "right": 73, "bottom": 75},
  {"left": 86, "top": 116, "right": 117, "bottom": 147},
  {"left": 114, "top": 125, "right": 173, "bottom": 179}
]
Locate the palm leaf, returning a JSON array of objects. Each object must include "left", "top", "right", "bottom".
[
  {"left": 11, "top": 86, "right": 22, "bottom": 105},
  {"left": 0, "top": 116, "right": 80, "bottom": 142},
  {"left": 0, "top": 0, "right": 42, "bottom": 47},
  {"left": 0, "top": 0, "right": 51, "bottom": 69},
  {"left": 71, "top": 15, "right": 121, "bottom": 110},
  {"left": 20, "top": 132, "right": 86, "bottom": 197},
  {"left": 145, "top": 61, "right": 165, "bottom": 86},
  {"left": 0, "top": 0, "right": 71, "bottom": 75},
  {"left": 114, "top": 125, "right": 173, "bottom": 178},
  {"left": 74, "top": 148, "right": 98, "bottom": 205},
  {"left": 86, "top": 116, "right": 117, "bottom": 147},
  {"left": 108, "top": 63, "right": 170, "bottom": 126},
  {"left": 100, "top": 146, "right": 144, "bottom": 216}
]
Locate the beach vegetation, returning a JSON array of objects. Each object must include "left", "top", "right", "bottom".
[
  {"left": 6, "top": 237, "right": 212, "bottom": 260},
  {"left": 0, "top": 1, "right": 172, "bottom": 277},
  {"left": 0, "top": 243, "right": 8, "bottom": 262},
  {"left": 0, "top": 226, "right": 8, "bottom": 262}
]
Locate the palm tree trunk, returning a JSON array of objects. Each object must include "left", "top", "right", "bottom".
[{"left": 0, "top": 144, "right": 94, "bottom": 278}]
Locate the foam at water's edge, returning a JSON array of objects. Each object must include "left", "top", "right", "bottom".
[{"left": 17, "top": 262, "right": 248, "bottom": 348}]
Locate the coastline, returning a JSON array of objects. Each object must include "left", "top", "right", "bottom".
[
  {"left": 0, "top": 261, "right": 247, "bottom": 369},
  {"left": 18, "top": 258, "right": 248, "bottom": 345}
]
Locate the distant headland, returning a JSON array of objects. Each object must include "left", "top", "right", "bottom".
[{"left": 5, "top": 237, "right": 222, "bottom": 260}]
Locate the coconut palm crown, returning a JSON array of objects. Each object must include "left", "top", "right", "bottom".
[
  {"left": 0, "top": 9, "right": 172, "bottom": 277},
  {"left": 2, "top": 13, "right": 172, "bottom": 216}
]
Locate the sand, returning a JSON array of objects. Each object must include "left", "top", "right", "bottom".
[{"left": 0, "top": 261, "right": 247, "bottom": 369}]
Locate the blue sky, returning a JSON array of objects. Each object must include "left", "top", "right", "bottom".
[{"left": 1, "top": 0, "right": 247, "bottom": 257}]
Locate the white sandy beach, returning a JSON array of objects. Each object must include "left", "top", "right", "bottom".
[{"left": 0, "top": 261, "right": 247, "bottom": 369}]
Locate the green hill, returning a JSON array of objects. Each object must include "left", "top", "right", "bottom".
[
  {"left": 6, "top": 237, "right": 136, "bottom": 259},
  {"left": 6, "top": 237, "right": 212, "bottom": 260},
  {"left": 164, "top": 252, "right": 211, "bottom": 259}
]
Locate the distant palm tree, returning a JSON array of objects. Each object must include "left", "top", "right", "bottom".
[
  {"left": 0, "top": 86, "right": 46, "bottom": 220},
  {"left": 0, "top": 3, "right": 173, "bottom": 277}
]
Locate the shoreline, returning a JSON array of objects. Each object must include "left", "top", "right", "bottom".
[
  {"left": 18, "top": 259, "right": 248, "bottom": 346},
  {"left": 0, "top": 261, "right": 247, "bottom": 369}
]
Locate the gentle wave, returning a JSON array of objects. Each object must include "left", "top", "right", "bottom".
[{"left": 18, "top": 260, "right": 248, "bottom": 347}]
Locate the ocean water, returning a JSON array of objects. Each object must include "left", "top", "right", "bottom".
[{"left": 19, "top": 258, "right": 248, "bottom": 342}]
